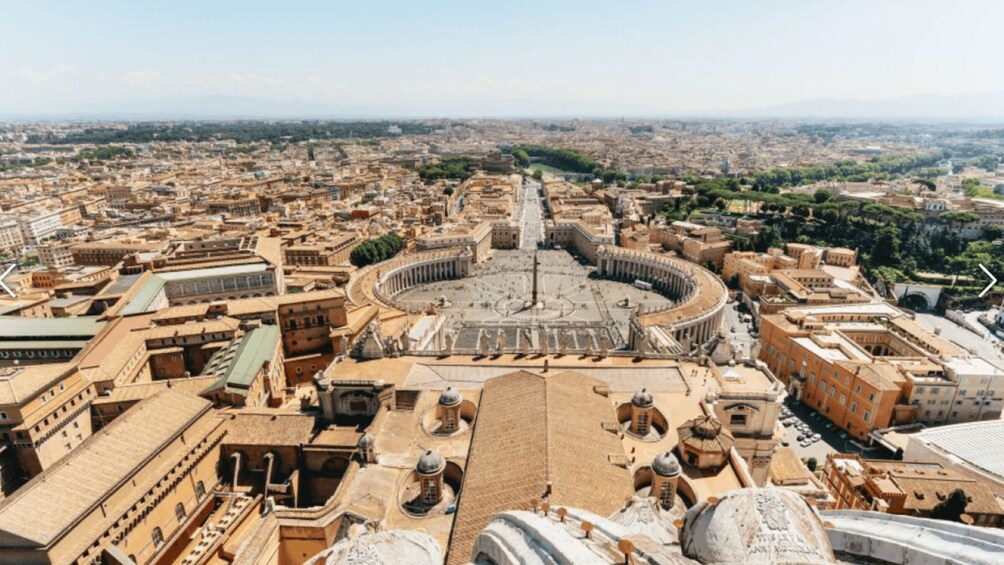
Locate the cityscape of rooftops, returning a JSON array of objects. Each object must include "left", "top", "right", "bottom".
[{"left": 0, "top": 2, "right": 1003, "bottom": 564}]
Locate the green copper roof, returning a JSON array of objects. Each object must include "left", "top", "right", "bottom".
[{"left": 203, "top": 325, "right": 280, "bottom": 396}]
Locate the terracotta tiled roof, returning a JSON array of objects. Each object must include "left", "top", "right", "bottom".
[
  {"left": 446, "top": 370, "right": 633, "bottom": 565},
  {"left": 223, "top": 412, "right": 315, "bottom": 446},
  {"left": 0, "top": 390, "right": 214, "bottom": 554}
]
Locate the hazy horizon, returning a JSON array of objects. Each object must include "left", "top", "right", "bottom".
[{"left": 3, "top": 1, "right": 1004, "bottom": 120}]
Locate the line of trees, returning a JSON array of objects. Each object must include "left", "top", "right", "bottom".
[
  {"left": 77, "top": 146, "right": 134, "bottom": 161},
  {"left": 418, "top": 156, "right": 478, "bottom": 181},
  {"left": 510, "top": 144, "right": 600, "bottom": 173},
  {"left": 748, "top": 152, "right": 949, "bottom": 192},
  {"left": 349, "top": 234, "right": 406, "bottom": 267},
  {"left": 28, "top": 121, "right": 434, "bottom": 145}
]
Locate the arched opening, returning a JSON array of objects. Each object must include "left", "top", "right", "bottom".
[
  {"left": 443, "top": 461, "right": 465, "bottom": 497},
  {"left": 615, "top": 402, "right": 669, "bottom": 441},
  {"left": 423, "top": 399, "right": 477, "bottom": 436},
  {"left": 631, "top": 463, "right": 695, "bottom": 509},
  {"left": 901, "top": 293, "right": 930, "bottom": 312},
  {"left": 320, "top": 456, "right": 350, "bottom": 476}
]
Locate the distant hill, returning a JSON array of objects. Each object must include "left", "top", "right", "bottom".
[{"left": 730, "top": 91, "right": 1004, "bottom": 121}]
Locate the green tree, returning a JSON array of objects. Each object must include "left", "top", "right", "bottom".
[
  {"left": 349, "top": 234, "right": 405, "bottom": 267},
  {"left": 813, "top": 189, "right": 834, "bottom": 204},
  {"left": 871, "top": 225, "right": 901, "bottom": 266},
  {"left": 940, "top": 211, "right": 979, "bottom": 230},
  {"left": 532, "top": 169, "right": 543, "bottom": 180},
  {"left": 752, "top": 226, "right": 783, "bottom": 253},
  {"left": 443, "top": 186, "right": 454, "bottom": 196}
]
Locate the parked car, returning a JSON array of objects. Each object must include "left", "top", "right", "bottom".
[
  {"left": 797, "top": 434, "right": 806, "bottom": 441},
  {"left": 812, "top": 434, "right": 822, "bottom": 441},
  {"left": 800, "top": 440, "right": 812, "bottom": 448},
  {"left": 781, "top": 440, "right": 790, "bottom": 447}
]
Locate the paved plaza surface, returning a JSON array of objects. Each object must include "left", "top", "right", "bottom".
[
  {"left": 392, "top": 177, "right": 673, "bottom": 351},
  {"left": 392, "top": 249, "right": 673, "bottom": 349}
]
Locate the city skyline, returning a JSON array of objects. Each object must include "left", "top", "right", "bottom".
[{"left": 3, "top": 0, "right": 1004, "bottom": 119}]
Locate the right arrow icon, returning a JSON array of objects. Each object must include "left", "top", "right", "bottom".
[{"left": 978, "top": 264, "right": 998, "bottom": 298}]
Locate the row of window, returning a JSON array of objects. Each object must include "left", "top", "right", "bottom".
[
  {"left": 0, "top": 349, "right": 75, "bottom": 359},
  {"left": 149, "top": 481, "right": 206, "bottom": 549}
]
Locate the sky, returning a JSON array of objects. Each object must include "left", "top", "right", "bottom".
[{"left": 1, "top": 0, "right": 1003, "bottom": 118}]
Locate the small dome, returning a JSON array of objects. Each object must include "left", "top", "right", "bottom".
[
  {"left": 652, "top": 451, "right": 681, "bottom": 477},
  {"left": 631, "top": 388, "right": 654, "bottom": 408},
  {"left": 358, "top": 433, "right": 375, "bottom": 450},
  {"left": 438, "top": 386, "right": 462, "bottom": 407},
  {"left": 416, "top": 449, "right": 445, "bottom": 475},
  {"left": 693, "top": 416, "right": 723, "bottom": 439}
]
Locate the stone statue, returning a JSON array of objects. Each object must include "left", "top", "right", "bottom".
[
  {"left": 479, "top": 330, "right": 491, "bottom": 357},
  {"left": 444, "top": 331, "right": 454, "bottom": 355},
  {"left": 599, "top": 331, "right": 610, "bottom": 357},
  {"left": 540, "top": 329, "right": 549, "bottom": 356},
  {"left": 496, "top": 330, "right": 507, "bottom": 355},
  {"left": 558, "top": 329, "right": 569, "bottom": 355},
  {"left": 520, "top": 328, "right": 532, "bottom": 356}
]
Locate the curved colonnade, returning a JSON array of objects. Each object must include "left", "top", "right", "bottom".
[
  {"left": 596, "top": 246, "right": 727, "bottom": 347},
  {"left": 346, "top": 248, "right": 473, "bottom": 310}
]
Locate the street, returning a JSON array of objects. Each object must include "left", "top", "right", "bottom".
[{"left": 518, "top": 178, "right": 545, "bottom": 249}]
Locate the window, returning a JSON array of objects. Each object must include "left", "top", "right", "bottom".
[
  {"left": 0, "top": 412, "right": 6, "bottom": 421},
  {"left": 931, "top": 388, "right": 939, "bottom": 396},
  {"left": 636, "top": 411, "right": 650, "bottom": 435},
  {"left": 443, "top": 409, "right": 457, "bottom": 433},
  {"left": 151, "top": 527, "right": 164, "bottom": 547},
  {"left": 915, "top": 387, "right": 925, "bottom": 394},
  {"left": 863, "top": 411, "right": 871, "bottom": 422},
  {"left": 850, "top": 402, "right": 858, "bottom": 413},
  {"left": 175, "top": 502, "right": 186, "bottom": 522},
  {"left": 868, "top": 393, "right": 875, "bottom": 402},
  {"left": 195, "top": 481, "right": 206, "bottom": 499},
  {"left": 730, "top": 413, "right": 747, "bottom": 426},
  {"left": 421, "top": 478, "right": 438, "bottom": 504},
  {"left": 659, "top": 480, "right": 674, "bottom": 506}
]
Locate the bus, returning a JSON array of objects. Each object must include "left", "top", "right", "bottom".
[{"left": 634, "top": 280, "right": 653, "bottom": 291}]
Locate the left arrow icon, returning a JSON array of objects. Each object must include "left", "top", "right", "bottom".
[
  {"left": 0, "top": 264, "right": 16, "bottom": 298},
  {"left": 979, "top": 264, "right": 998, "bottom": 298}
]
